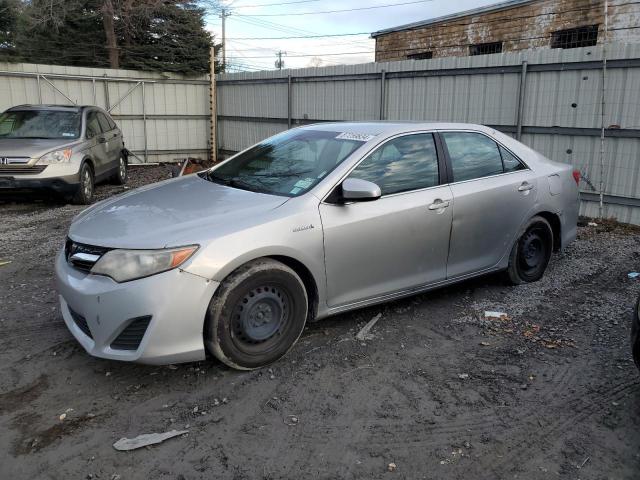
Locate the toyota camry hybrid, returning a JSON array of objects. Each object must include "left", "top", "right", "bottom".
[{"left": 56, "top": 122, "right": 579, "bottom": 369}]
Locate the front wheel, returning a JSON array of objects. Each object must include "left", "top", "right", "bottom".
[
  {"left": 71, "top": 163, "right": 94, "bottom": 205},
  {"left": 205, "top": 259, "right": 308, "bottom": 370},
  {"left": 506, "top": 216, "right": 553, "bottom": 284}
]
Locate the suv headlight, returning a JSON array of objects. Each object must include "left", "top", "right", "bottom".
[
  {"left": 39, "top": 149, "right": 73, "bottom": 164},
  {"left": 91, "top": 245, "right": 199, "bottom": 283}
]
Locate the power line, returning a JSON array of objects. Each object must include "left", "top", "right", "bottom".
[
  {"left": 236, "top": 0, "right": 435, "bottom": 16},
  {"left": 225, "top": 32, "right": 371, "bottom": 40},
  {"left": 231, "top": 0, "right": 323, "bottom": 7}
]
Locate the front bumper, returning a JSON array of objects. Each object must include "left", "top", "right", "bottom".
[
  {"left": 0, "top": 163, "right": 81, "bottom": 194},
  {"left": 632, "top": 295, "right": 640, "bottom": 370},
  {"left": 55, "top": 250, "right": 220, "bottom": 365}
]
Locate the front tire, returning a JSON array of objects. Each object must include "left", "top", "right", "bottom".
[
  {"left": 506, "top": 216, "right": 553, "bottom": 284},
  {"left": 205, "top": 259, "right": 308, "bottom": 370},
  {"left": 72, "top": 163, "right": 94, "bottom": 205}
]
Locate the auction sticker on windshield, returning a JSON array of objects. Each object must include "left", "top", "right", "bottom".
[{"left": 335, "top": 132, "right": 375, "bottom": 142}]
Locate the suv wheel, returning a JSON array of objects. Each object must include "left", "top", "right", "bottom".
[
  {"left": 72, "top": 163, "right": 95, "bottom": 205},
  {"left": 112, "top": 154, "right": 128, "bottom": 185},
  {"left": 205, "top": 259, "right": 308, "bottom": 370}
]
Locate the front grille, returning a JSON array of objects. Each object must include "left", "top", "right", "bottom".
[
  {"left": 0, "top": 165, "right": 47, "bottom": 175},
  {"left": 65, "top": 239, "right": 111, "bottom": 273},
  {"left": 68, "top": 307, "right": 93, "bottom": 339},
  {"left": 111, "top": 316, "right": 152, "bottom": 351}
]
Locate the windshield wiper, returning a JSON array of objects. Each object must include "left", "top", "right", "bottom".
[{"left": 205, "top": 171, "right": 273, "bottom": 195}]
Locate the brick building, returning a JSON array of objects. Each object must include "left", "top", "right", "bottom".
[{"left": 372, "top": 0, "right": 640, "bottom": 62}]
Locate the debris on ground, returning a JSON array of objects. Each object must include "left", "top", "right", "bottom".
[
  {"left": 0, "top": 260, "right": 11, "bottom": 267},
  {"left": 484, "top": 311, "right": 509, "bottom": 321},
  {"left": 284, "top": 415, "right": 299, "bottom": 426},
  {"left": 113, "top": 430, "right": 189, "bottom": 451},
  {"left": 628, "top": 272, "right": 640, "bottom": 279},
  {"left": 387, "top": 462, "right": 397, "bottom": 472},
  {"left": 457, "top": 373, "right": 470, "bottom": 380},
  {"left": 588, "top": 222, "right": 598, "bottom": 227},
  {"left": 355, "top": 313, "right": 382, "bottom": 341}
]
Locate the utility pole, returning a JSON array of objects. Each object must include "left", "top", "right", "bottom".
[
  {"left": 599, "top": 0, "right": 608, "bottom": 218},
  {"left": 210, "top": 46, "right": 217, "bottom": 164},
  {"left": 275, "top": 50, "right": 286, "bottom": 70},
  {"left": 220, "top": 8, "right": 231, "bottom": 72}
]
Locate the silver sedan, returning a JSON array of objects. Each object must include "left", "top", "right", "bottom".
[{"left": 55, "top": 122, "right": 579, "bottom": 369}]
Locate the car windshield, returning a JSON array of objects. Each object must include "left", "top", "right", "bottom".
[
  {"left": 0, "top": 110, "right": 81, "bottom": 139},
  {"left": 203, "top": 129, "right": 369, "bottom": 197}
]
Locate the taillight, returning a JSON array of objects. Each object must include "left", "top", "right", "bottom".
[{"left": 572, "top": 170, "right": 581, "bottom": 186}]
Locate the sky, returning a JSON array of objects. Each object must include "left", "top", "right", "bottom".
[{"left": 205, "top": 0, "right": 507, "bottom": 72}]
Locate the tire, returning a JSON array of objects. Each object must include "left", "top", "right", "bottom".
[
  {"left": 506, "top": 215, "right": 553, "bottom": 285},
  {"left": 111, "top": 153, "right": 127, "bottom": 185},
  {"left": 205, "top": 259, "right": 308, "bottom": 370},
  {"left": 72, "top": 162, "right": 95, "bottom": 205}
]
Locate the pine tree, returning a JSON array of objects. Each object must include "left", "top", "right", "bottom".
[{"left": 3, "top": 0, "right": 221, "bottom": 74}]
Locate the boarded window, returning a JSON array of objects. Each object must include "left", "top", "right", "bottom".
[
  {"left": 406, "top": 51, "right": 433, "bottom": 60},
  {"left": 551, "top": 25, "right": 599, "bottom": 49},
  {"left": 469, "top": 41, "right": 502, "bottom": 56}
]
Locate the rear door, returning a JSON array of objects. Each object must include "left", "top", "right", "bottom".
[
  {"left": 85, "top": 110, "right": 110, "bottom": 177},
  {"left": 96, "top": 111, "right": 121, "bottom": 167},
  {"left": 440, "top": 131, "right": 538, "bottom": 278},
  {"left": 319, "top": 132, "right": 453, "bottom": 308}
]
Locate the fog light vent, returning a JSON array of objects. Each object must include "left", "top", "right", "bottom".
[{"left": 111, "top": 316, "right": 152, "bottom": 351}]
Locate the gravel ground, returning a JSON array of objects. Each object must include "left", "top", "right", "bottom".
[{"left": 1, "top": 166, "right": 639, "bottom": 479}]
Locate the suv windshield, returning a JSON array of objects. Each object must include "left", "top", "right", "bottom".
[
  {"left": 203, "top": 129, "right": 369, "bottom": 197},
  {"left": 0, "top": 110, "right": 81, "bottom": 139}
]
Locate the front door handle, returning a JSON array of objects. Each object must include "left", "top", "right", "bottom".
[
  {"left": 518, "top": 182, "right": 534, "bottom": 192},
  {"left": 428, "top": 199, "right": 450, "bottom": 210}
]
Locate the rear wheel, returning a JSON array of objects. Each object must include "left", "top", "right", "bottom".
[
  {"left": 71, "top": 163, "right": 94, "bottom": 205},
  {"left": 506, "top": 216, "right": 553, "bottom": 284},
  {"left": 111, "top": 153, "right": 127, "bottom": 185},
  {"left": 205, "top": 259, "right": 308, "bottom": 370}
]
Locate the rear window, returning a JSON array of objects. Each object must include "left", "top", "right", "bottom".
[{"left": 0, "top": 110, "right": 81, "bottom": 139}]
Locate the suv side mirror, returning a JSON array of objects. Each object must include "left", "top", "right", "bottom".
[{"left": 341, "top": 178, "right": 381, "bottom": 202}]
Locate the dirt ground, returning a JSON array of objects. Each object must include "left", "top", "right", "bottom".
[{"left": 1, "top": 166, "right": 639, "bottom": 480}]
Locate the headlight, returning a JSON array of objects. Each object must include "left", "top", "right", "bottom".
[
  {"left": 39, "top": 149, "right": 73, "bottom": 164},
  {"left": 91, "top": 245, "right": 198, "bottom": 283}
]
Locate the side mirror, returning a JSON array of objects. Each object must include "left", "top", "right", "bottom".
[{"left": 341, "top": 178, "right": 381, "bottom": 202}]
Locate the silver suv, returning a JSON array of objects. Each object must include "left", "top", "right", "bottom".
[{"left": 0, "top": 104, "right": 127, "bottom": 204}]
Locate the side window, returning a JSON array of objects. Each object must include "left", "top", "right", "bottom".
[
  {"left": 500, "top": 145, "right": 525, "bottom": 172},
  {"left": 86, "top": 112, "right": 101, "bottom": 138},
  {"left": 106, "top": 114, "right": 117, "bottom": 130},
  {"left": 96, "top": 113, "right": 112, "bottom": 133},
  {"left": 442, "top": 132, "right": 504, "bottom": 182},
  {"left": 348, "top": 133, "right": 439, "bottom": 196}
]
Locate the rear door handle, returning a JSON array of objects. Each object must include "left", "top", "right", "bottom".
[
  {"left": 518, "top": 182, "right": 534, "bottom": 192},
  {"left": 428, "top": 199, "right": 450, "bottom": 210}
]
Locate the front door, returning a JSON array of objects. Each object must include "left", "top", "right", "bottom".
[
  {"left": 440, "top": 131, "right": 539, "bottom": 278},
  {"left": 319, "top": 133, "right": 453, "bottom": 308}
]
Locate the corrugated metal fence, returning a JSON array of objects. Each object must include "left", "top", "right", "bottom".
[
  {"left": 0, "top": 62, "right": 211, "bottom": 164},
  {"left": 216, "top": 44, "right": 640, "bottom": 224}
]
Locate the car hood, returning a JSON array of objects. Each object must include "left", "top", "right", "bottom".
[
  {"left": 0, "top": 138, "right": 79, "bottom": 158},
  {"left": 69, "top": 174, "right": 290, "bottom": 249}
]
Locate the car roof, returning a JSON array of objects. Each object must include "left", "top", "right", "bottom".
[{"left": 301, "top": 121, "right": 498, "bottom": 137}]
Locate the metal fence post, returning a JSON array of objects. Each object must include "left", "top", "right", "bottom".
[
  {"left": 379, "top": 70, "right": 386, "bottom": 120},
  {"left": 287, "top": 74, "right": 292, "bottom": 129},
  {"left": 103, "top": 77, "right": 110, "bottom": 110},
  {"left": 210, "top": 46, "right": 218, "bottom": 163},
  {"left": 142, "top": 81, "right": 148, "bottom": 163},
  {"left": 36, "top": 74, "right": 42, "bottom": 103},
  {"left": 516, "top": 61, "right": 528, "bottom": 141}
]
